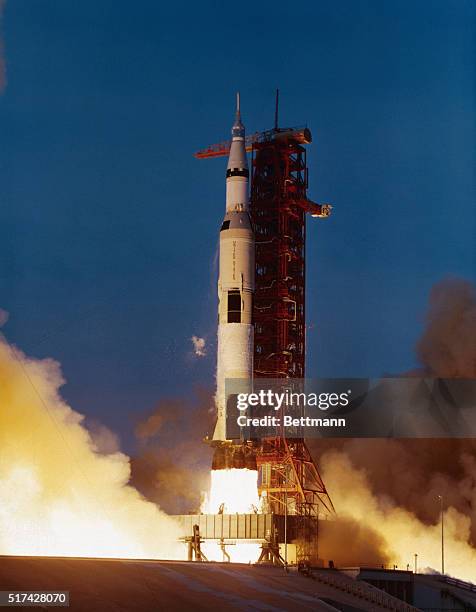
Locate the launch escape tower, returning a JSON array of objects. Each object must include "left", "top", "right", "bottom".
[
  {"left": 195, "top": 94, "right": 335, "bottom": 565},
  {"left": 250, "top": 125, "right": 334, "bottom": 565}
]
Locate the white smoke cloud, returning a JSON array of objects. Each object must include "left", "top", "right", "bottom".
[
  {"left": 191, "top": 335, "right": 206, "bottom": 357},
  {"left": 0, "top": 334, "right": 183, "bottom": 559}
]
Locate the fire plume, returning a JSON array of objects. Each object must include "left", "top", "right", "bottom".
[
  {"left": 0, "top": 336, "right": 182, "bottom": 559},
  {"left": 201, "top": 468, "right": 262, "bottom": 562}
]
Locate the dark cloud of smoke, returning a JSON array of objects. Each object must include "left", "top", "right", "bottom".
[
  {"left": 312, "top": 438, "right": 476, "bottom": 547},
  {"left": 416, "top": 278, "right": 476, "bottom": 378},
  {"left": 311, "top": 277, "right": 476, "bottom": 563},
  {"left": 0, "top": 308, "right": 8, "bottom": 327},
  {"left": 318, "top": 516, "right": 391, "bottom": 567},
  {"left": 130, "top": 388, "right": 214, "bottom": 515}
]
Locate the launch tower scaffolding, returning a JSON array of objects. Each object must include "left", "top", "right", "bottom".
[{"left": 250, "top": 131, "right": 334, "bottom": 565}]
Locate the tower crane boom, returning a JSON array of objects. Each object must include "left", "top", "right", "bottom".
[{"left": 194, "top": 126, "right": 312, "bottom": 159}]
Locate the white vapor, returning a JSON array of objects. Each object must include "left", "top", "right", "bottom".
[
  {"left": 0, "top": 334, "right": 183, "bottom": 559},
  {"left": 191, "top": 335, "right": 206, "bottom": 357}
]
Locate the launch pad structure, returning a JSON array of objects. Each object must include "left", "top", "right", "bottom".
[
  {"left": 191, "top": 94, "right": 335, "bottom": 566},
  {"left": 251, "top": 116, "right": 334, "bottom": 565},
  {"left": 176, "top": 513, "right": 339, "bottom": 566}
]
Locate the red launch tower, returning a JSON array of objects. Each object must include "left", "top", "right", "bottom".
[
  {"left": 250, "top": 126, "right": 334, "bottom": 564},
  {"left": 252, "top": 130, "right": 315, "bottom": 378}
]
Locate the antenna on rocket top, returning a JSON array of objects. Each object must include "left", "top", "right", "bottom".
[
  {"left": 236, "top": 91, "right": 241, "bottom": 119},
  {"left": 274, "top": 88, "right": 279, "bottom": 130}
]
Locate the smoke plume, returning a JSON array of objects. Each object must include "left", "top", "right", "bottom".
[
  {"left": 131, "top": 389, "right": 214, "bottom": 514},
  {"left": 313, "top": 278, "right": 476, "bottom": 581},
  {"left": 416, "top": 278, "right": 476, "bottom": 377},
  {"left": 318, "top": 516, "right": 391, "bottom": 568},
  {"left": 0, "top": 334, "right": 182, "bottom": 559},
  {"left": 319, "top": 450, "right": 476, "bottom": 581},
  {"left": 0, "top": 308, "right": 8, "bottom": 327},
  {"left": 191, "top": 335, "right": 207, "bottom": 357}
]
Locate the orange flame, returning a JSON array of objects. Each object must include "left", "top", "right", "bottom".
[
  {"left": 201, "top": 468, "right": 262, "bottom": 562},
  {"left": 0, "top": 337, "right": 183, "bottom": 559}
]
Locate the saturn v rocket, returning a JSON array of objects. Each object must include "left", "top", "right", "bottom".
[{"left": 211, "top": 95, "right": 256, "bottom": 471}]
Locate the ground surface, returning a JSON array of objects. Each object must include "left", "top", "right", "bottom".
[{"left": 0, "top": 556, "right": 391, "bottom": 611}]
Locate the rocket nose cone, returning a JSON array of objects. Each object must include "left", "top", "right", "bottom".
[{"left": 232, "top": 92, "right": 245, "bottom": 138}]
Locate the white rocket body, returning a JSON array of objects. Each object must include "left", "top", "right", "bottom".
[{"left": 213, "top": 96, "right": 254, "bottom": 442}]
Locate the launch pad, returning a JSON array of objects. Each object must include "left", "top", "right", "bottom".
[
  {"left": 196, "top": 93, "right": 335, "bottom": 567},
  {"left": 174, "top": 513, "right": 323, "bottom": 566}
]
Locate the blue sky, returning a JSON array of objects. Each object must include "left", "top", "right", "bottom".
[{"left": 1, "top": 1, "right": 474, "bottom": 449}]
